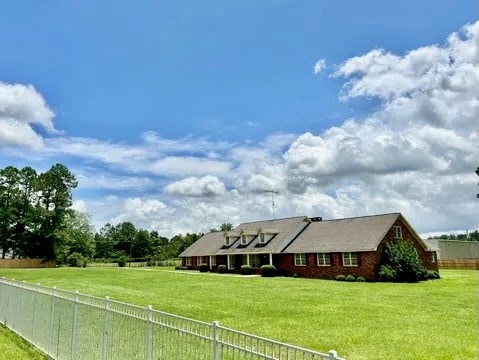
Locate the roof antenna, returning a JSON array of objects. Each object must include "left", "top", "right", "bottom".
[{"left": 264, "top": 190, "right": 279, "bottom": 220}]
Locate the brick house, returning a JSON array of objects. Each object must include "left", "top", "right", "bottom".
[{"left": 179, "top": 213, "right": 438, "bottom": 280}]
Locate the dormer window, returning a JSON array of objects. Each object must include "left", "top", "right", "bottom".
[
  {"left": 394, "top": 226, "right": 402, "bottom": 239},
  {"left": 259, "top": 232, "right": 266, "bottom": 244},
  {"left": 225, "top": 236, "right": 230, "bottom": 246},
  {"left": 241, "top": 234, "right": 248, "bottom": 245}
]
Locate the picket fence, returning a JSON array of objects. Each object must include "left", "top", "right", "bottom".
[{"left": 0, "top": 277, "right": 344, "bottom": 360}]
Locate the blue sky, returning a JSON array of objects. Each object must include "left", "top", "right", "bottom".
[{"left": 1, "top": 1, "right": 478, "bottom": 236}]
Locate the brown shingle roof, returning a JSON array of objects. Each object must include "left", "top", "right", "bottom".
[
  {"left": 179, "top": 232, "right": 225, "bottom": 257},
  {"left": 215, "top": 216, "right": 310, "bottom": 254},
  {"left": 284, "top": 213, "right": 400, "bottom": 253}
]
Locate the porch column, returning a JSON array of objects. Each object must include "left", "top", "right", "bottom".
[
  {"left": 269, "top": 253, "right": 273, "bottom": 265},
  {"left": 209, "top": 255, "right": 213, "bottom": 270},
  {"left": 246, "top": 254, "right": 250, "bottom": 266},
  {"left": 227, "top": 255, "right": 230, "bottom": 269}
]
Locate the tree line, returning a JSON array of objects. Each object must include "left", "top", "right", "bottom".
[
  {"left": 428, "top": 230, "right": 479, "bottom": 241},
  {"left": 0, "top": 164, "right": 220, "bottom": 264}
]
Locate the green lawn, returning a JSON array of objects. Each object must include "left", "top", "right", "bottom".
[
  {"left": 0, "top": 268, "right": 477, "bottom": 360},
  {"left": 0, "top": 324, "right": 47, "bottom": 360}
]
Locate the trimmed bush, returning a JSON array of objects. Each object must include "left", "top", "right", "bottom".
[
  {"left": 198, "top": 264, "right": 209, "bottom": 272},
  {"left": 260, "top": 265, "right": 276, "bottom": 277},
  {"left": 346, "top": 275, "right": 356, "bottom": 282},
  {"left": 427, "top": 270, "right": 440, "bottom": 279},
  {"left": 356, "top": 276, "right": 366, "bottom": 282},
  {"left": 117, "top": 256, "right": 128, "bottom": 268},
  {"left": 241, "top": 265, "right": 253, "bottom": 275},
  {"left": 336, "top": 274, "right": 346, "bottom": 281},
  {"left": 379, "top": 240, "right": 427, "bottom": 282},
  {"left": 378, "top": 265, "right": 397, "bottom": 282},
  {"left": 68, "top": 253, "right": 85, "bottom": 267},
  {"left": 218, "top": 265, "right": 227, "bottom": 274}
]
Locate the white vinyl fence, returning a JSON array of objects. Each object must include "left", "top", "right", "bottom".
[{"left": 0, "top": 277, "right": 344, "bottom": 360}]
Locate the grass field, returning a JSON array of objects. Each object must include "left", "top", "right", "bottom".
[
  {"left": 0, "top": 268, "right": 477, "bottom": 360},
  {"left": 0, "top": 324, "right": 47, "bottom": 360}
]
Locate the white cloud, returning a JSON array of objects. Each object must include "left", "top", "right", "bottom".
[
  {"left": 0, "top": 82, "right": 56, "bottom": 149},
  {"left": 71, "top": 200, "right": 87, "bottom": 213},
  {"left": 3, "top": 22, "right": 479, "bottom": 236},
  {"left": 313, "top": 59, "right": 327, "bottom": 74},
  {"left": 164, "top": 175, "right": 226, "bottom": 197},
  {"left": 149, "top": 156, "right": 231, "bottom": 177}
]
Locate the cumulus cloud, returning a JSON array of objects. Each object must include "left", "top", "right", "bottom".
[
  {"left": 3, "top": 22, "right": 479, "bottom": 236},
  {"left": 164, "top": 175, "right": 226, "bottom": 197},
  {"left": 0, "top": 82, "right": 56, "bottom": 149}
]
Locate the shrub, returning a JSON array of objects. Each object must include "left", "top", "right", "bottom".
[
  {"left": 380, "top": 241, "right": 427, "bottom": 282},
  {"left": 117, "top": 256, "right": 128, "bottom": 268},
  {"left": 241, "top": 265, "right": 253, "bottom": 275},
  {"left": 198, "top": 264, "right": 209, "bottom": 272},
  {"left": 336, "top": 274, "right": 346, "bottom": 281},
  {"left": 427, "top": 270, "right": 440, "bottom": 279},
  {"left": 218, "top": 265, "right": 227, "bottom": 273},
  {"left": 174, "top": 265, "right": 181, "bottom": 270},
  {"left": 356, "top": 276, "right": 366, "bottom": 282},
  {"left": 260, "top": 265, "right": 276, "bottom": 277},
  {"left": 346, "top": 275, "right": 356, "bottom": 282},
  {"left": 68, "top": 253, "right": 85, "bottom": 267},
  {"left": 378, "top": 265, "right": 397, "bottom": 282}
]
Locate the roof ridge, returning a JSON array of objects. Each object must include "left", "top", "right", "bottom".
[
  {"left": 237, "top": 215, "right": 307, "bottom": 226},
  {"left": 319, "top": 212, "right": 401, "bottom": 222}
]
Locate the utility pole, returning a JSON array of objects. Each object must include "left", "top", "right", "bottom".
[{"left": 264, "top": 190, "right": 279, "bottom": 220}]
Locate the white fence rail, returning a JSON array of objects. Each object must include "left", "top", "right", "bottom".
[{"left": 0, "top": 277, "right": 344, "bottom": 360}]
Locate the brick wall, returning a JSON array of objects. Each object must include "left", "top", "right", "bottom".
[{"left": 277, "top": 217, "right": 438, "bottom": 280}]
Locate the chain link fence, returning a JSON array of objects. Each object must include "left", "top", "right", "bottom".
[{"left": 0, "top": 277, "right": 344, "bottom": 360}]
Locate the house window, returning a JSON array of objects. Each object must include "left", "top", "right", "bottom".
[
  {"left": 259, "top": 233, "right": 266, "bottom": 244},
  {"left": 429, "top": 252, "right": 436, "bottom": 263},
  {"left": 294, "top": 253, "right": 307, "bottom": 266},
  {"left": 342, "top": 252, "right": 358, "bottom": 266},
  {"left": 241, "top": 234, "right": 248, "bottom": 245},
  {"left": 225, "top": 236, "right": 230, "bottom": 246},
  {"left": 185, "top": 257, "right": 192, "bottom": 266},
  {"left": 211, "top": 255, "right": 216, "bottom": 266},
  {"left": 394, "top": 226, "right": 402, "bottom": 239},
  {"left": 317, "top": 253, "right": 331, "bottom": 266}
]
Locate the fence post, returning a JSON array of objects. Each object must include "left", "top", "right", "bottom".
[
  {"left": 0, "top": 277, "right": 4, "bottom": 324},
  {"left": 329, "top": 350, "right": 338, "bottom": 360},
  {"left": 212, "top": 321, "right": 219, "bottom": 360},
  {"left": 70, "top": 290, "right": 79, "bottom": 360},
  {"left": 31, "top": 283, "right": 40, "bottom": 342},
  {"left": 48, "top": 286, "right": 57, "bottom": 357},
  {"left": 145, "top": 305, "right": 152, "bottom": 360},
  {"left": 101, "top": 296, "right": 110, "bottom": 360}
]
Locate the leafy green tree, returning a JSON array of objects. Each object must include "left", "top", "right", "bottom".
[
  {"left": 56, "top": 211, "right": 95, "bottom": 264},
  {"left": 94, "top": 223, "right": 118, "bottom": 259},
  {"left": 25, "top": 164, "right": 77, "bottom": 260},
  {"left": 115, "top": 222, "right": 136, "bottom": 257},
  {"left": 0, "top": 166, "right": 20, "bottom": 258},
  {"left": 210, "top": 222, "right": 234, "bottom": 232},
  {"left": 132, "top": 229, "right": 152, "bottom": 258}
]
